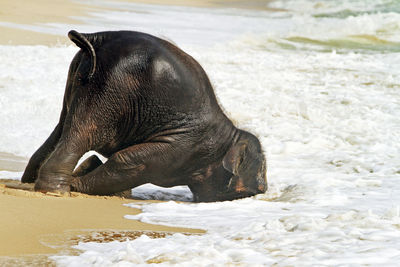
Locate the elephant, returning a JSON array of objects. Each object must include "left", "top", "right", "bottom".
[{"left": 21, "top": 30, "right": 267, "bottom": 202}]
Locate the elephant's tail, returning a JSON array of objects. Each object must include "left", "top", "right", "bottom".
[{"left": 68, "top": 30, "right": 97, "bottom": 79}]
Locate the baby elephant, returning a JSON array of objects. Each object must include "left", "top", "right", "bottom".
[{"left": 21, "top": 30, "right": 267, "bottom": 202}]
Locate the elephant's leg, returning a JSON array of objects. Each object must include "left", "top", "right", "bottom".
[
  {"left": 22, "top": 103, "right": 68, "bottom": 183},
  {"left": 21, "top": 123, "right": 63, "bottom": 183},
  {"left": 71, "top": 142, "right": 180, "bottom": 195},
  {"left": 34, "top": 137, "right": 87, "bottom": 192},
  {"left": 73, "top": 154, "right": 133, "bottom": 198},
  {"left": 72, "top": 155, "right": 103, "bottom": 177}
]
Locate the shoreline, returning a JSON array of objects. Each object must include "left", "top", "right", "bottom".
[
  {"left": 0, "top": 179, "right": 203, "bottom": 261},
  {"left": 118, "top": 0, "right": 278, "bottom": 10},
  {"left": 0, "top": 0, "right": 276, "bottom": 45}
]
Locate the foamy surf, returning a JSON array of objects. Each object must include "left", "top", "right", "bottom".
[{"left": 1, "top": 0, "right": 400, "bottom": 265}]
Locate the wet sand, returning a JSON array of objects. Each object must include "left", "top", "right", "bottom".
[
  {"left": 0, "top": 154, "right": 203, "bottom": 261},
  {"left": 120, "top": 0, "right": 277, "bottom": 10},
  {"left": 0, "top": 152, "right": 26, "bottom": 172},
  {"left": 0, "top": 179, "right": 203, "bottom": 261}
]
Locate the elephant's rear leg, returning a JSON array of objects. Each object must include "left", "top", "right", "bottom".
[
  {"left": 72, "top": 154, "right": 131, "bottom": 197},
  {"left": 73, "top": 155, "right": 103, "bottom": 177},
  {"left": 71, "top": 142, "right": 182, "bottom": 195}
]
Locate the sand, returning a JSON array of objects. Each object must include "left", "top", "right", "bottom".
[
  {"left": 0, "top": 0, "right": 93, "bottom": 45},
  {"left": 0, "top": 154, "right": 203, "bottom": 262},
  {"left": 0, "top": 179, "right": 203, "bottom": 265}
]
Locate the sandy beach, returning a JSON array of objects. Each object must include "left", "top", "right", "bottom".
[{"left": 0, "top": 179, "right": 203, "bottom": 265}]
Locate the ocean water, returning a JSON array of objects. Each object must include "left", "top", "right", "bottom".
[{"left": 1, "top": 0, "right": 400, "bottom": 265}]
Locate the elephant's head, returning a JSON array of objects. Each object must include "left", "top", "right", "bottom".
[
  {"left": 191, "top": 130, "right": 267, "bottom": 202},
  {"left": 189, "top": 130, "right": 268, "bottom": 202},
  {"left": 217, "top": 130, "right": 267, "bottom": 201}
]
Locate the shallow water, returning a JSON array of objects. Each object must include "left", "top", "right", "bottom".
[{"left": 1, "top": 0, "right": 400, "bottom": 265}]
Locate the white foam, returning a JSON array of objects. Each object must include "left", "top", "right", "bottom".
[
  {"left": 52, "top": 40, "right": 400, "bottom": 266},
  {"left": 0, "top": 171, "right": 23, "bottom": 180},
  {"left": 270, "top": 0, "right": 397, "bottom": 15},
  {"left": 0, "top": 45, "right": 77, "bottom": 158},
  {"left": 131, "top": 184, "right": 193, "bottom": 202}
]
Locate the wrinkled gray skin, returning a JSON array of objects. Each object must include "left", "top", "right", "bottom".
[{"left": 21, "top": 30, "right": 267, "bottom": 202}]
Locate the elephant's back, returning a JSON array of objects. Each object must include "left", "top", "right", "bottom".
[
  {"left": 95, "top": 31, "right": 219, "bottom": 112},
  {"left": 88, "top": 31, "right": 227, "bottom": 146}
]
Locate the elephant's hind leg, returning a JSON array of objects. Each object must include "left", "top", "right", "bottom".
[
  {"left": 72, "top": 154, "right": 132, "bottom": 197},
  {"left": 73, "top": 155, "right": 103, "bottom": 177},
  {"left": 71, "top": 142, "right": 183, "bottom": 195}
]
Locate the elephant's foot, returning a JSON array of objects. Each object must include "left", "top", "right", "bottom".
[
  {"left": 21, "top": 173, "right": 37, "bottom": 184},
  {"left": 34, "top": 175, "right": 72, "bottom": 193},
  {"left": 21, "top": 164, "right": 40, "bottom": 184}
]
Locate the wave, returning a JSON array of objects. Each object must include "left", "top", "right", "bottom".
[{"left": 271, "top": 0, "right": 400, "bottom": 17}]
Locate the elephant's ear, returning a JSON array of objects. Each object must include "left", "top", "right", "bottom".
[
  {"left": 68, "top": 30, "right": 96, "bottom": 79},
  {"left": 222, "top": 141, "right": 247, "bottom": 176}
]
